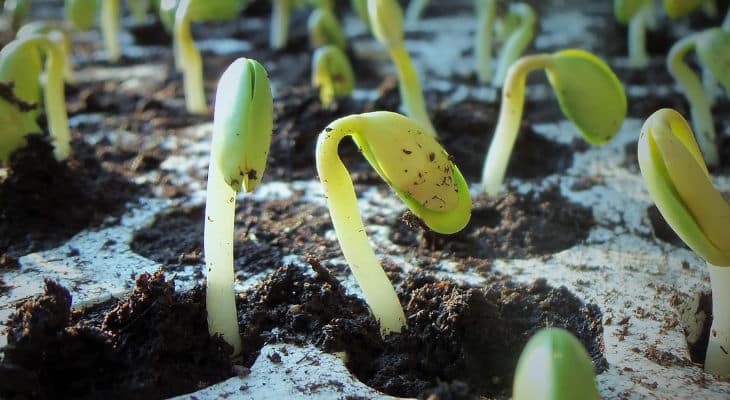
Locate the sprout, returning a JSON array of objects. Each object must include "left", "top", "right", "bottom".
[
  {"left": 204, "top": 58, "right": 273, "bottom": 356},
  {"left": 3, "top": 0, "right": 30, "bottom": 32},
  {"left": 350, "top": 0, "right": 370, "bottom": 31},
  {"left": 173, "top": 0, "right": 244, "bottom": 114},
  {"left": 65, "top": 0, "right": 98, "bottom": 31},
  {"left": 270, "top": 0, "right": 296, "bottom": 50},
  {"left": 474, "top": 0, "right": 496, "bottom": 84},
  {"left": 316, "top": 111, "right": 471, "bottom": 334},
  {"left": 481, "top": 49, "right": 626, "bottom": 196},
  {"left": 491, "top": 3, "right": 537, "bottom": 88},
  {"left": 368, "top": 0, "right": 437, "bottom": 137},
  {"left": 404, "top": 0, "right": 429, "bottom": 25},
  {"left": 638, "top": 108, "right": 730, "bottom": 376},
  {"left": 613, "top": 0, "right": 654, "bottom": 68},
  {"left": 100, "top": 0, "right": 122, "bottom": 62},
  {"left": 667, "top": 28, "right": 730, "bottom": 167},
  {"left": 513, "top": 328, "right": 600, "bottom": 400},
  {"left": 16, "top": 22, "right": 75, "bottom": 83},
  {"left": 308, "top": 8, "right": 347, "bottom": 50},
  {"left": 0, "top": 34, "right": 71, "bottom": 161},
  {"left": 311, "top": 45, "right": 355, "bottom": 108}
]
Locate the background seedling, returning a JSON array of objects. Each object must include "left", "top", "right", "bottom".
[
  {"left": 311, "top": 45, "right": 354, "bottom": 107},
  {"left": 16, "top": 21, "right": 75, "bottom": 83},
  {"left": 492, "top": 2, "right": 536, "bottom": 87},
  {"left": 638, "top": 108, "right": 730, "bottom": 377},
  {"left": 204, "top": 58, "right": 273, "bottom": 356},
  {"left": 613, "top": 0, "right": 654, "bottom": 68},
  {"left": 316, "top": 111, "right": 471, "bottom": 334},
  {"left": 368, "top": 0, "right": 437, "bottom": 137},
  {"left": 65, "top": 0, "right": 97, "bottom": 31},
  {"left": 404, "top": 0, "right": 429, "bottom": 25},
  {"left": 667, "top": 27, "right": 730, "bottom": 167},
  {"left": 474, "top": 0, "right": 496, "bottom": 83},
  {"left": 308, "top": 7, "right": 347, "bottom": 49},
  {"left": 481, "top": 49, "right": 626, "bottom": 196}
]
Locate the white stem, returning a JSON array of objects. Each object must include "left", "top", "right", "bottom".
[
  {"left": 316, "top": 120, "right": 406, "bottom": 335},
  {"left": 706, "top": 265, "right": 730, "bottom": 377},
  {"left": 101, "top": 0, "right": 121, "bottom": 62},
  {"left": 204, "top": 149, "right": 243, "bottom": 356},
  {"left": 627, "top": 3, "right": 649, "bottom": 68},
  {"left": 481, "top": 54, "right": 552, "bottom": 195}
]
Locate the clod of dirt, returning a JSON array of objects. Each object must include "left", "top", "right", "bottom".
[
  {"left": 0, "top": 135, "right": 141, "bottom": 259},
  {"left": 391, "top": 186, "right": 594, "bottom": 259},
  {"left": 0, "top": 272, "right": 233, "bottom": 400}
]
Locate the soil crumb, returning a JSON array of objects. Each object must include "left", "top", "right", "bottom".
[{"left": 0, "top": 272, "right": 233, "bottom": 400}]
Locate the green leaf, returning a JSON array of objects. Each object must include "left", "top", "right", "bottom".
[
  {"left": 513, "top": 328, "right": 600, "bottom": 400},
  {"left": 212, "top": 58, "right": 273, "bottom": 192},
  {"left": 546, "top": 49, "right": 627, "bottom": 145},
  {"left": 696, "top": 28, "right": 730, "bottom": 94}
]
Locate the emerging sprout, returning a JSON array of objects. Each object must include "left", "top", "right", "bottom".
[
  {"left": 492, "top": 2, "right": 537, "bottom": 88},
  {"left": 368, "top": 0, "right": 437, "bottom": 137},
  {"left": 667, "top": 28, "right": 730, "bottom": 167},
  {"left": 513, "top": 328, "right": 600, "bottom": 400},
  {"left": 613, "top": 0, "right": 655, "bottom": 68},
  {"left": 311, "top": 45, "right": 355, "bottom": 108},
  {"left": 638, "top": 108, "right": 730, "bottom": 376},
  {"left": 481, "top": 49, "right": 626, "bottom": 196},
  {"left": 308, "top": 8, "right": 347, "bottom": 50},
  {"left": 474, "top": 0, "right": 497, "bottom": 84},
  {"left": 204, "top": 58, "right": 273, "bottom": 356},
  {"left": 271, "top": 0, "right": 297, "bottom": 50},
  {"left": 316, "top": 111, "right": 471, "bottom": 334},
  {"left": 404, "top": 0, "right": 429, "bottom": 25},
  {"left": 65, "top": 0, "right": 98, "bottom": 31},
  {"left": 16, "top": 22, "right": 75, "bottom": 83},
  {"left": 173, "top": 0, "right": 244, "bottom": 114},
  {"left": 0, "top": 34, "right": 71, "bottom": 161}
]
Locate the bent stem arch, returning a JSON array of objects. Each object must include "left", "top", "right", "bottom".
[
  {"left": 492, "top": 2, "right": 536, "bottom": 88},
  {"left": 316, "top": 111, "right": 471, "bottom": 335},
  {"left": 481, "top": 50, "right": 625, "bottom": 196}
]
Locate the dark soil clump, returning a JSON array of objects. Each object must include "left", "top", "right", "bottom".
[
  {"left": 0, "top": 135, "right": 141, "bottom": 259},
  {"left": 391, "top": 186, "right": 594, "bottom": 259},
  {"left": 0, "top": 272, "right": 233, "bottom": 400}
]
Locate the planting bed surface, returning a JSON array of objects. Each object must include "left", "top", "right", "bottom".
[{"left": 2, "top": 0, "right": 730, "bottom": 399}]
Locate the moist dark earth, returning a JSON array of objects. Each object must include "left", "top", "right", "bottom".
[{"left": 2, "top": 0, "right": 730, "bottom": 399}]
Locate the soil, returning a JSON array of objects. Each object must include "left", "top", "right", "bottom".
[
  {"left": 389, "top": 185, "right": 594, "bottom": 261},
  {"left": 0, "top": 272, "right": 232, "bottom": 400},
  {"left": 0, "top": 135, "right": 141, "bottom": 260},
  {"left": 0, "top": 259, "right": 604, "bottom": 400}
]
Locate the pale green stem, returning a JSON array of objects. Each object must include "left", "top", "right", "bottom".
[
  {"left": 204, "top": 148, "right": 243, "bottom": 356},
  {"left": 175, "top": 0, "right": 207, "bottom": 114},
  {"left": 316, "top": 119, "right": 407, "bottom": 335},
  {"left": 389, "top": 44, "right": 437, "bottom": 137},
  {"left": 627, "top": 1, "right": 650, "bottom": 68},
  {"left": 20, "top": 36, "right": 71, "bottom": 160},
  {"left": 481, "top": 54, "right": 552, "bottom": 196},
  {"left": 668, "top": 35, "right": 719, "bottom": 167},
  {"left": 706, "top": 264, "right": 730, "bottom": 377},
  {"left": 101, "top": 0, "right": 121, "bottom": 62},
  {"left": 270, "top": 0, "right": 291, "bottom": 50},
  {"left": 404, "top": 0, "right": 429, "bottom": 25},
  {"left": 475, "top": 0, "right": 496, "bottom": 84},
  {"left": 492, "top": 3, "right": 536, "bottom": 87}
]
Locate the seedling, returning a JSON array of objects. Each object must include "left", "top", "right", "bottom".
[
  {"left": 614, "top": 0, "right": 654, "bottom": 68},
  {"left": 3, "top": 0, "right": 30, "bottom": 32},
  {"left": 368, "top": 0, "right": 437, "bottom": 137},
  {"left": 65, "top": 0, "right": 98, "bottom": 31},
  {"left": 16, "top": 22, "right": 75, "bottom": 83},
  {"left": 204, "top": 58, "right": 273, "bottom": 356},
  {"left": 316, "top": 111, "right": 471, "bottom": 334},
  {"left": 101, "top": 0, "right": 121, "bottom": 61},
  {"left": 404, "top": 0, "right": 429, "bottom": 25},
  {"left": 474, "top": 0, "right": 496, "bottom": 83},
  {"left": 667, "top": 27, "right": 730, "bottom": 167},
  {"left": 481, "top": 49, "right": 626, "bottom": 196},
  {"left": 173, "top": 0, "right": 244, "bottom": 114},
  {"left": 271, "top": 0, "right": 297, "bottom": 49},
  {"left": 311, "top": 45, "right": 354, "bottom": 108},
  {"left": 492, "top": 2, "right": 536, "bottom": 87},
  {"left": 128, "top": 0, "right": 152, "bottom": 23},
  {"left": 638, "top": 108, "right": 730, "bottom": 377},
  {"left": 0, "top": 33, "right": 71, "bottom": 161},
  {"left": 308, "top": 7, "right": 347, "bottom": 50},
  {"left": 513, "top": 328, "right": 600, "bottom": 400},
  {"left": 350, "top": 0, "right": 370, "bottom": 30},
  {"left": 663, "top": 0, "right": 704, "bottom": 18}
]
